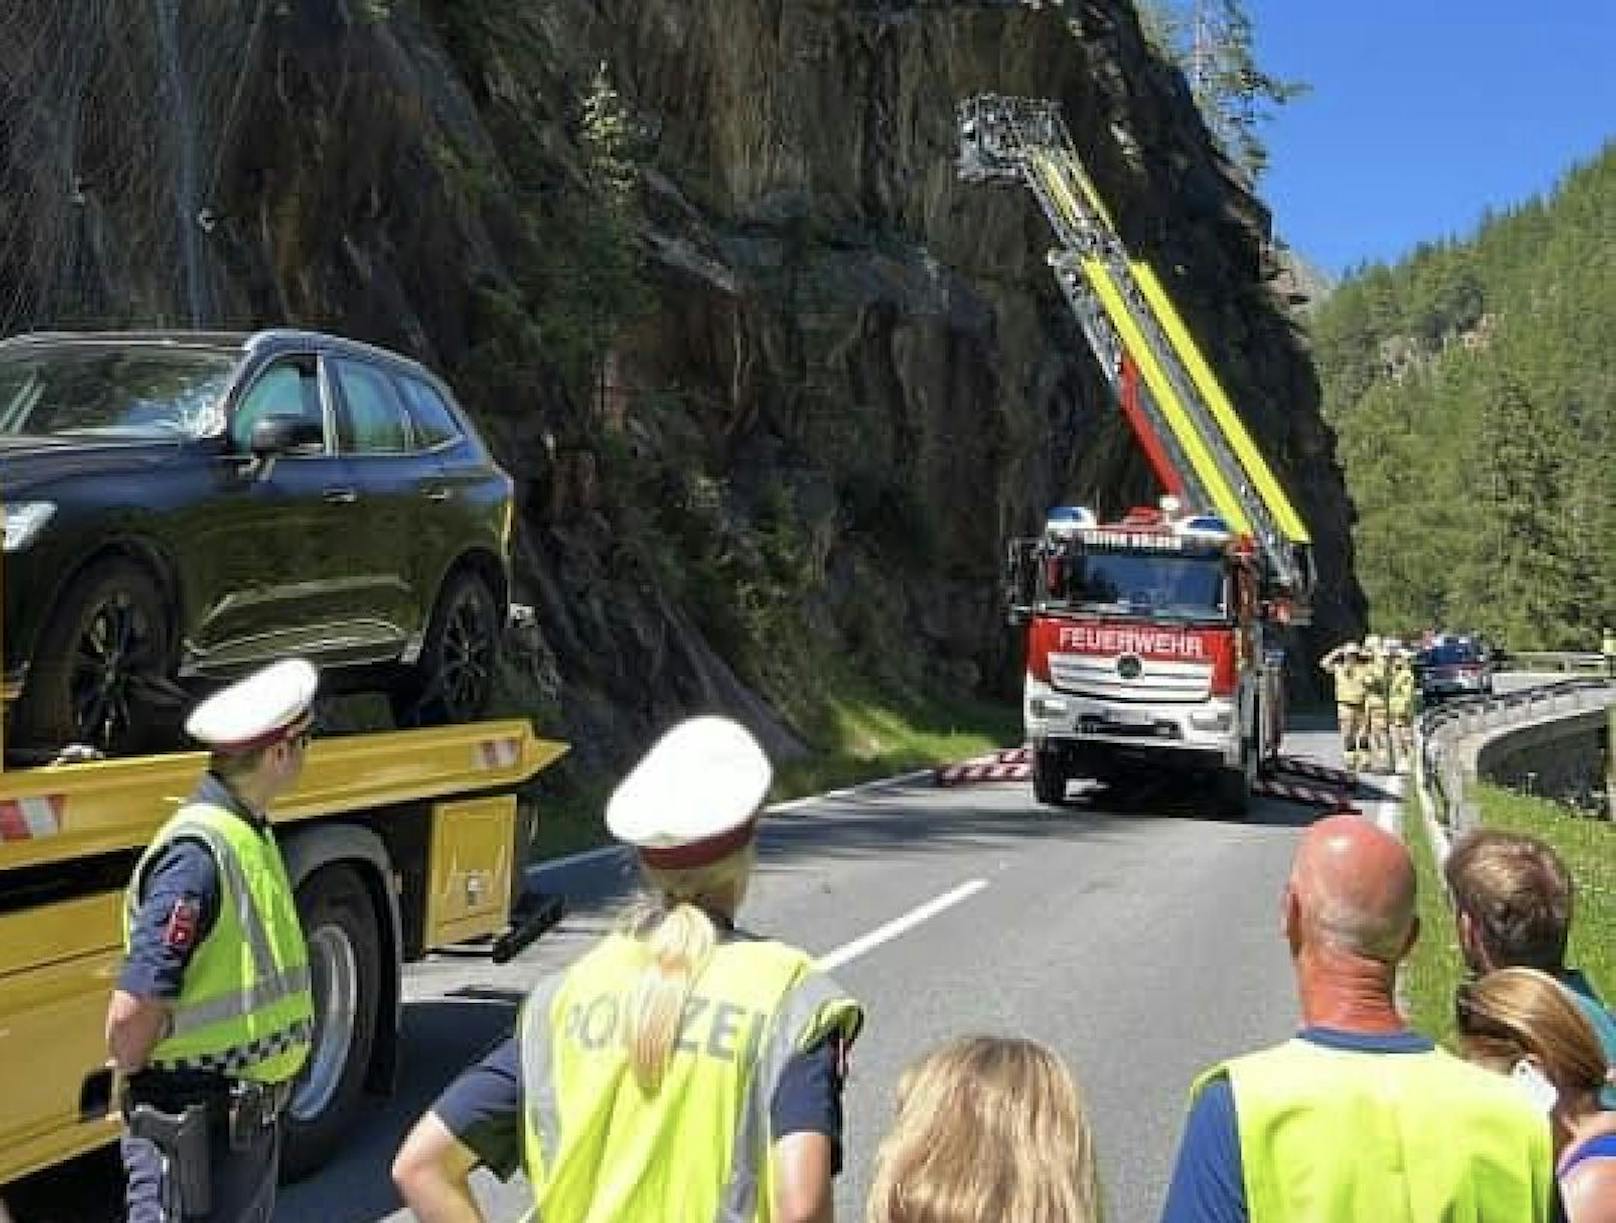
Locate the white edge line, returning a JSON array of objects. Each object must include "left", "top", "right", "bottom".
[
  {"left": 816, "top": 880, "right": 988, "bottom": 972},
  {"left": 533, "top": 767, "right": 938, "bottom": 873}
]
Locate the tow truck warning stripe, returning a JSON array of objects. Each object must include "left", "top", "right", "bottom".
[{"left": 0, "top": 795, "right": 64, "bottom": 841}]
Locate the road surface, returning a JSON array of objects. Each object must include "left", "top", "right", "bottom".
[{"left": 5, "top": 722, "right": 1407, "bottom": 1222}]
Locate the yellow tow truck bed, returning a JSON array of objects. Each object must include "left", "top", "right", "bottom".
[{"left": 0, "top": 719, "right": 566, "bottom": 1186}]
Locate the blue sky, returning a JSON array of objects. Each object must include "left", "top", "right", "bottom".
[{"left": 1247, "top": 1, "right": 1616, "bottom": 278}]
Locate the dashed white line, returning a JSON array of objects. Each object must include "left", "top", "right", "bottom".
[{"left": 816, "top": 880, "right": 989, "bottom": 971}]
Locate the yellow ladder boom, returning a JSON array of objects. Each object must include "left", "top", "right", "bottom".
[{"left": 958, "top": 94, "right": 1314, "bottom": 612}]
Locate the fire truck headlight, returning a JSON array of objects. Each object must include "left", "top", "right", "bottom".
[
  {"left": 1190, "top": 709, "right": 1232, "bottom": 733},
  {"left": 3, "top": 501, "right": 55, "bottom": 552}
]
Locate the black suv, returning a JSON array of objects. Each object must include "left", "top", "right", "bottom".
[{"left": 1, "top": 330, "right": 513, "bottom": 753}]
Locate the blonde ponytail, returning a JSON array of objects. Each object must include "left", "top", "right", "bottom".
[{"left": 622, "top": 845, "right": 755, "bottom": 1092}]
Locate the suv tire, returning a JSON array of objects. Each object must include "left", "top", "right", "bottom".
[
  {"left": 12, "top": 559, "right": 174, "bottom": 755},
  {"left": 392, "top": 568, "right": 499, "bottom": 727}
]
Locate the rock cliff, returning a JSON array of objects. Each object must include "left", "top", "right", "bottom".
[{"left": 0, "top": 0, "right": 1364, "bottom": 776}]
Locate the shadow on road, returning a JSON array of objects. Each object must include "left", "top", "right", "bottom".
[{"left": 276, "top": 990, "right": 524, "bottom": 1223}]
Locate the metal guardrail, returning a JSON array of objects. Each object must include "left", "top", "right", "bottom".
[
  {"left": 1414, "top": 677, "right": 1616, "bottom": 851},
  {"left": 1495, "top": 650, "right": 1610, "bottom": 674}
]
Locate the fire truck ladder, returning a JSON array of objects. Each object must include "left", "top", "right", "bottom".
[{"left": 958, "top": 94, "right": 1315, "bottom": 617}]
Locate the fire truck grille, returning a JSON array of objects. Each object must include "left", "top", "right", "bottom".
[{"left": 1047, "top": 654, "right": 1213, "bottom": 703}]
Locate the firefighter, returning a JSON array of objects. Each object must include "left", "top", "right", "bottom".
[
  {"left": 393, "top": 715, "right": 866, "bottom": 1223},
  {"left": 106, "top": 660, "right": 318, "bottom": 1223},
  {"left": 1320, "top": 641, "right": 1367, "bottom": 771},
  {"left": 1360, "top": 635, "right": 1394, "bottom": 773},
  {"left": 1389, "top": 648, "right": 1418, "bottom": 774}
]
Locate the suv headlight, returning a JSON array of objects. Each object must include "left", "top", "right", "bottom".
[{"left": 3, "top": 501, "right": 56, "bottom": 552}]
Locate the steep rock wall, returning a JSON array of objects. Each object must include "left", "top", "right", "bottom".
[{"left": 0, "top": 0, "right": 1363, "bottom": 776}]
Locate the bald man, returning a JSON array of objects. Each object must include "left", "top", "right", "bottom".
[{"left": 1160, "top": 816, "right": 1562, "bottom": 1223}]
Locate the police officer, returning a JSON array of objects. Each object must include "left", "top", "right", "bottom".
[
  {"left": 1389, "top": 648, "right": 1418, "bottom": 774},
  {"left": 393, "top": 716, "right": 865, "bottom": 1223},
  {"left": 1319, "top": 641, "right": 1367, "bottom": 771},
  {"left": 1603, "top": 626, "right": 1616, "bottom": 679},
  {"left": 106, "top": 660, "right": 318, "bottom": 1223}
]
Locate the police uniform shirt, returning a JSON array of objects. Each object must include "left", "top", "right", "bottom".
[
  {"left": 432, "top": 927, "right": 849, "bottom": 1179},
  {"left": 117, "top": 773, "right": 263, "bottom": 1000},
  {"left": 1159, "top": 1028, "right": 1569, "bottom": 1223}
]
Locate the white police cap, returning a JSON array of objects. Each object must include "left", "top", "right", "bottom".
[
  {"left": 606, "top": 716, "right": 772, "bottom": 869},
  {"left": 185, "top": 658, "right": 319, "bottom": 752}
]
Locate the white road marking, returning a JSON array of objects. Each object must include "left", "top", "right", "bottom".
[{"left": 816, "top": 880, "right": 989, "bottom": 971}]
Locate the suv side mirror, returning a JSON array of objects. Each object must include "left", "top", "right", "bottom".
[{"left": 249, "top": 413, "right": 304, "bottom": 457}]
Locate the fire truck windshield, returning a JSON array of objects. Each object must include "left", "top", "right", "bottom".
[{"left": 1046, "top": 550, "right": 1228, "bottom": 621}]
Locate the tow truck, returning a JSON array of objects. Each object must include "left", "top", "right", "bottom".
[
  {"left": 960, "top": 96, "right": 1319, "bottom": 813},
  {"left": 0, "top": 532, "right": 567, "bottom": 1189}
]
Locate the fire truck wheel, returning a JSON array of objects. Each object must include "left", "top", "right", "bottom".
[
  {"left": 1032, "top": 748, "right": 1068, "bottom": 807},
  {"left": 283, "top": 865, "right": 383, "bottom": 1182},
  {"left": 1214, "top": 749, "right": 1254, "bottom": 818}
]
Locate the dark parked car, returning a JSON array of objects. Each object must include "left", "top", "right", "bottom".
[
  {"left": 0, "top": 329, "right": 513, "bottom": 754},
  {"left": 1415, "top": 635, "right": 1495, "bottom": 702}
]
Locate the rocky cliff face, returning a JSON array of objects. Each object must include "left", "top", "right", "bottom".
[{"left": 0, "top": 0, "right": 1364, "bottom": 776}]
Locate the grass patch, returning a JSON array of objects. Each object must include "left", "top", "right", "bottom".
[
  {"left": 1401, "top": 794, "right": 1466, "bottom": 1045},
  {"left": 527, "top": 689, "right": 1021, "bottom": 863},
  {"left": 1474, "top": 783, "right": 1616, "bottom": 1003},
  {"left": 772, "top": 690, "right": 1022, "bottom": 799},
  {"left": 1401, "top": 783, "right": 1616, "bottom": 1049}
]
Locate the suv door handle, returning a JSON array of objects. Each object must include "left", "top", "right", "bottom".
[
  {"left": 423, "top": 486, "right": 451, "bottom": 502},
  {"left": 322, "top": 486, "right": 359, "bottom": 504}
]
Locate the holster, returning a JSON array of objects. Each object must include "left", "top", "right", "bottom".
[
  {"left": 226, "top": 1080, "right": 287, "bottom": 1151},
  {"left": 127, "top": 1102, "right": 213, "bottom": 1216}
]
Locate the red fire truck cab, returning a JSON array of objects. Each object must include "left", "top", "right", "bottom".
[{"left": 1006, "top": 501, "right": 1287, "bottom": 815}]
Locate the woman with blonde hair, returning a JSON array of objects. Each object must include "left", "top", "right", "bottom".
[
  {"left": 394, "top": 716, "right": 864, "bottom": 1223},
  {"left": 1456, "top": 967, "right": 1616, "bottom": 1222},
  {"left": 866, "top": 1036, "right": 1104, "bottom": 1223}
]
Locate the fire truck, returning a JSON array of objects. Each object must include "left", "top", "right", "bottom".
[
  {"left": 960, "top": 96, "right": 1316, "bottom": 814},
  {"left": 0, "top": 542, "right": 567, "bottom": 1191}
]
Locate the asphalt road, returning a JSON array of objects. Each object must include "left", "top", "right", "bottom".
[
  {"left": 274, "top": 723, "right": 1401, "bottom": 1223},
  {"left": 5, "top": 722, "right": 1407, "bottom": 1223}
]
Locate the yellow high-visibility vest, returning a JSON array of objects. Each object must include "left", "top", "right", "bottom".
[
  {"left": 1329, "top": 661, "right": 1366, "bottom": 706},
  {"left": 520, "top": 932, "right": 862, "bottom": 1223},
  {"left": 1195, "top": 1038, "right": 1554, "bottom": 1222},
  {"left": 123, "top": 803, "right": 314, "bottom": 1083}
]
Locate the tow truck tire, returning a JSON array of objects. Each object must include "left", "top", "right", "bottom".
[
  {"left": 1032, "top": 747, "right": 1068, "bottom": 807},
  {"left": 282, "top": 865, "right": 382, "bottom": 1182},
  {"left": 392, "top": 568, "right": 500, "bottom": 727}
]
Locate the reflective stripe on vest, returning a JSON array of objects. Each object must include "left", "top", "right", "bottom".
[
  {"left": 1195, "top": 1039, "right": 1554, "bottom": 1222},
  {"left": 123, "top": 803, "right": 314, "bottom": 1083},
  {"left": 520, "top": 934, "right": 862, "bottom": 1223}
]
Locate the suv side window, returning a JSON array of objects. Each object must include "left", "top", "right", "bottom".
[
  {"left": 397, "top": 375, "right": 463, "bottom": 450},
  {"left": 230, "top": 357, "right": 325, "bottom": 453},
  {"left": 332, "top": 357, "right": 412, "bottom": 455}
]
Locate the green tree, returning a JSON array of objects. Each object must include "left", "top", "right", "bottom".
[{"left": 1139, "top": 0, "right": 1309, "bottom": 180}]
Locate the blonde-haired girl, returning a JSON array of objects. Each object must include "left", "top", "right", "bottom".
[
  {"left": 866, "top": 1036, "right": 1104, "bottom": 1223},
  {"left": 1456, "top": 967, "right": 1616, "bottom": 1223}
]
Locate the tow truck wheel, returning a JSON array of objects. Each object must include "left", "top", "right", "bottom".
[
  {"left": 282, "top": 865, "right": 382, "bottom": 1182},
  {"left": 1032, "top": 747, "right": 1068, "bottom": 807}
]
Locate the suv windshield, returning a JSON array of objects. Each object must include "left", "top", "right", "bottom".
[
  {"left": 1048, "top": 551, "right": 1229, "bottom": 620},
  {"left": 0, "top": 346, "right": 237, "bottom": 440}
]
